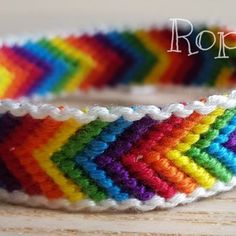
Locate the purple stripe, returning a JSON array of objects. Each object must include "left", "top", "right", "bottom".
[
  {"left": 95, "top": 33, "right": 133, "bottom": 86},
  {"left": 225, "top": 130, "right": 236, "bottom": 152},
  {"left": 0, "top": 159, "right": 21, "bottom": 191},
  {"left": 0, "top": 114, "right": 22, "bottom": 191},
  {"left": 13, "top": 46, "right": 51, "bottom": 95},
  {"left": 0, "top": 114, "right": 22, "bottom": 141},
  {"left": 95, "top": 116, "right": 157, "bottom": 201}
]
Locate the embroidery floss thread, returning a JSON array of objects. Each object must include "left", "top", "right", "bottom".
[{"left": 0, "top": 25, "right": 236, "bottom": 212}]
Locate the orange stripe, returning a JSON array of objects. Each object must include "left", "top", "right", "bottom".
[
  {"left": 0, "top": 48, "right": 27, "bottom": 98},
  {"left": 0, "top": 116, "right": 43, "bottom": 195},
  {"left": 13, "top": 117, "right": 65, "bottom": 199},
  {"left": 143, "top": 113, "right": 203, "bottom": 193}
]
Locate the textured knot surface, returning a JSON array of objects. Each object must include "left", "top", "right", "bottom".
[
  {"left": 0, "top": 105, "right": 236, "bottom": 211},
  {"left": 0, "top": 26, "right": 235, "bottom": 100},
  {"left": 0, "top": 26, "right": 236, "bottom": 211}
]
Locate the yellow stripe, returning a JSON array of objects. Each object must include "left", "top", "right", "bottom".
[
  {"left": 33, "top": 119, "right": 84, "bottom": 201},
  {"left": 51, "top": 37, "right": 96, "bottom": 91},
  {"left": 0, "top": 66, "right": 13, "bottom": 98},
  {"left": 215, "top": 67, "right": 234, "bottom": 88},
  {"left": 166, "top": 108, "right": 224, "bottom": 188},
  {"left": 135, "top": 30, "right": 169, "bottom": 84}
]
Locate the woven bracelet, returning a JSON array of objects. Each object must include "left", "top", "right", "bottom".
[{"left": 0, "top": 25, "right": 236, "bottom": 212}]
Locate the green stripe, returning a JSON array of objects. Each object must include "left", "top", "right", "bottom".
[
  {"left": 186, "top": 109, "right": 236, "bottom": 182},
  {"left": 51, "top": 119, "right": 109, "bottom": 201},
  {"left": 121, "top": 32, "right": 156, "bottom": 83},
  {"left": 39, "top": 39, "right": 79, "bottom": 93}
]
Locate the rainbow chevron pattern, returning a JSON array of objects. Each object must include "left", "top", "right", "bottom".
[
  {"left": 0, "top": 27, "right": 236, "bottom": 99},
  {"left": 0, "top": 26, "right": 236, "bottom": 211},
  {"left": 0, "top": 104, "right": 236, "bottom": 210}
]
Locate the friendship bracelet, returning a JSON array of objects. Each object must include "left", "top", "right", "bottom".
[{"left": 0, "top": 25, "right": 236, "bottom": 212}]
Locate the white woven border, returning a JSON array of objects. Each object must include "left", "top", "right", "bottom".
[
  {"left": 0, "top": 90, "right": 236, "bottom": 211},
  {"left": 0, "top": 90, "right": 236, "bottom": 124},
  {"left": 0, "top": 25, "right": 236, "bottom": 211},
  {"left": 1, "top": 177, "right": 235, "bottom": 212}
]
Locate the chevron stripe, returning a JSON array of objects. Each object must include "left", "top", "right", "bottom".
[
  {"left": 0, "top": 106, "right": 235, "bottom": 204},
  {"left": 0, "top": 66, "right": 13, "bottom": 97},
  {"left": 0, "top": 159, "right": 21, "bottom": 192},
  {"left": 186, "top": 109, "right": 235, "bottom": 182},
  {"left": 0, "top": 116, "right": 43, "bottom": 195},
  {"left": 38, "top": 39, "right": 78, "bottom": 94},
  {"left": 208, "top": 116, "right": 236, "bottom": 172},
  {"left": 135, "top": 30, "right": 168, "bottom": 84},
  {"left": 0, "top": 27, "right": 236, "bottom": 209},
  {"left": 33, "top": 119, "right": 85, "bottom": 201},
  {"left": 75, "top": 118, "right": 132, "bottom": 201},
  {"left": 50, "top": 37, "right": 96, "bottom": 91},
  {"left": 0, "top": 27, "right": 234, "bottom": 99},
  {"left": 51, "top": 119, "right": 109, "bottom": 201}
]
